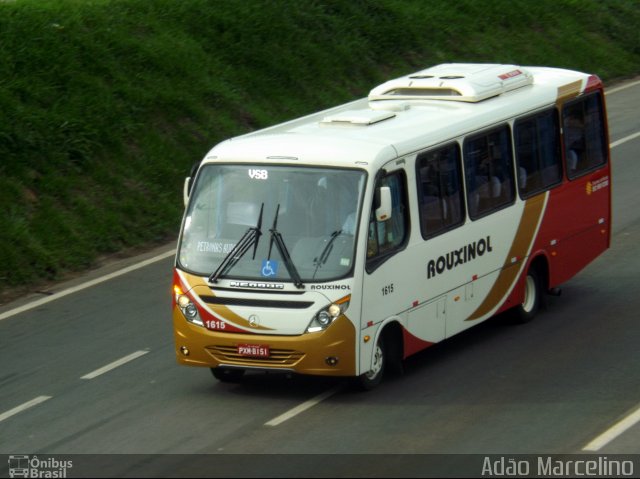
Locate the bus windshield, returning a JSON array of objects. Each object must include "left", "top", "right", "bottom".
[{"left": 178, "top": 164, "right": 366, "bottom": 283}]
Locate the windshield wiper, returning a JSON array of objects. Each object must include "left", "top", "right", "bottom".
[
  {"left": 268, "top": 204, "right": 304, "bottom": 289},
  {"left": 208, "top": 203, "right": 264, "bottom": 283},
  {"left": 313, "top": 229, "right": 342, "bottom": 278}
]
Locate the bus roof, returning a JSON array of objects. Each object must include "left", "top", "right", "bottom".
[{"left": 203, "top": 64, "right": 594, "bottom": 171}]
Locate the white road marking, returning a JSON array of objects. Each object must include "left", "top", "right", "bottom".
[
  {"left": 0, "top": 396, "right": 52, "bottom": 423},
  {"left": 610, "top": 131, "right": 640, "bottom": 149},
  {"left": 264, "top": 386, "right": 342, "bottom": 427},
  {"left": 605, "top": 79, "right": 640, "bottom": 96},
  {"left": 80, "top": 350, "right": 150, "bottom": 380},
  {"left": 0, "top": 249, "right": 175, "bottom": 322},
  {"left": 583, "top": 403, "right": 640, "bottom": 451}
]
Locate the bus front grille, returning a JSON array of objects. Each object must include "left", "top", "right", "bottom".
[{"left": 206, "top": 345, "right": 305, "bottom": 367}]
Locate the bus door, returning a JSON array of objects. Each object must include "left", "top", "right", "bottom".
[{"left": 359, "top": 165, "right": 436, "bottom": 367}]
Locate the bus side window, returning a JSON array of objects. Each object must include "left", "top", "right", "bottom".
[
  {"left": 366, "top": 171, "right": 409, "bottom": 264},
  {"left": 515, "top": 108, "right": 562, "bottom": 198},
  {"left": 416, "top": 143, "right": 465, "bottom": 239},
  {"left": 464, "top": 125, "right": 516, "bottom": 219},
  {"left": 562, "top": 92, "right": 607, "bottom": 179}
]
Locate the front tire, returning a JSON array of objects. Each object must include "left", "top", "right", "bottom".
[{"left": 353, "top": 336, "right": 386, "bottom": 391}]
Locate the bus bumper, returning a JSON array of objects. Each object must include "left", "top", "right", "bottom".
[{"left": 173, "top": 309, "right": 357, "bottom": 376}]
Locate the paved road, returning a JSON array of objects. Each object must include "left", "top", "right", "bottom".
[{"left": 1, "top": 78, "right": 639, "bottom": 477}]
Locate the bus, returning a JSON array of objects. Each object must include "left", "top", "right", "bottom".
[
  {"left": 172, "top": 63, "right": 610, "bottom": 389},
  {"left": 8, "top": 455, "right": 29, "bottom": 478}
]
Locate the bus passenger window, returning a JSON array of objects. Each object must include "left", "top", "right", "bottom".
[
  {"left": 463, "top": 126, "right": 515, "bottom": 219},
  {"left": 416, "top": 143, "right": 465, "bottom": 239},
  {"left": 366, "top": 171, "right": 409, "bottom": 263},
  {"left": 562, "top": 92, "right": 607, "bottom": 179},
  {"left": 515, "top": 108, "right": 562, "bottom": 198}
]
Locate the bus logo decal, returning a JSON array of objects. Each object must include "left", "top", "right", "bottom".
[
  {"left": 586, "top": 176, "right": 609, "bottom": 195},
  {"left": 427, "top": 236, "right": 493, "bottom": 279},
  {"left": 229, "top": 281, "right": 285, "bottom": 290},
  {"left": 248, "top": 315, "right": 260, "bottom": 328}
]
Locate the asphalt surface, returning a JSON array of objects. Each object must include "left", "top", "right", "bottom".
[{"left": 1, "top": 78, "right": 639, "bottom": 477}]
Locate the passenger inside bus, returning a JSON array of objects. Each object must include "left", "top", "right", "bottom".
[{"left": 564, "top": 111, "right": 585, "bottom": 174}]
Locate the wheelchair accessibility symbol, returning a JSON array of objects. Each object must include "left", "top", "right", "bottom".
[{"left": 261, "top": 260, "right": 279, "bottom": 278}]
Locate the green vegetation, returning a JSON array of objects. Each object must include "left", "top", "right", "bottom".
[{"left": 0, "top": 0, "right": 638, "bottom": 297}]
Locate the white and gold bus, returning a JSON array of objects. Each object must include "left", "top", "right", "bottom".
[{"left": 173, "top": 63, "right": 611, "bottom": 389}]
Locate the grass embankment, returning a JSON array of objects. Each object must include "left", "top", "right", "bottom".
[{"left": 0, "top": 0, "right": 638, "bottom": 299}]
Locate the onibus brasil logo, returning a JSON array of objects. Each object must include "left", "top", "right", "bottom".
[{"left": 8, "top": 455, "right": 73, "bottom": 478}]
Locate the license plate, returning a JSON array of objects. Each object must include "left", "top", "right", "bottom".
[{"left": 237, "top": 344, "right": 270, "bottom": 358}]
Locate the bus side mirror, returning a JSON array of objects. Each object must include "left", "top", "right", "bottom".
[
  {"left": 375, "top": 186, "right": 392, "bottom": 222},
  {"left": 183, "top": 177, "right": 192, "bottom": 207},
  {"left": 183, "top": 161, "right": 201, "bottom": 206}
]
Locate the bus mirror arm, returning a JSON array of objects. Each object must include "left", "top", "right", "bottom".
[
  {"left": 375, "top": 186, "right": 392, "bottom": 222},
  {"left": 183, "top": 161, "right": 202, "bottom": 206}
]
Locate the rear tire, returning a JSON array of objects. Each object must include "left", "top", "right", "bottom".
[
  {"left": 513, "top": 267, "right": 543, "bottom": 323},
  {"left": 211, "top": 367, "right": 245, "bottom": 383}
]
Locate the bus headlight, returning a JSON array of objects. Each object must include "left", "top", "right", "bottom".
[
  {"left": 316, "top": 311, "right": 332, "bottom": 327},
  {"left": 307, "top": 295, "right": 350, "bottom": 333},
  {"left": 177, "top": 294, "right": 204, "bottom": 327},
  {"left": 184, "top": 303, "right": 199, "bottom": 320}
]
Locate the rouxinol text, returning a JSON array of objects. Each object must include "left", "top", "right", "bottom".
[{"left": 427, "top": 236, "right": 493, "bottom": 279}]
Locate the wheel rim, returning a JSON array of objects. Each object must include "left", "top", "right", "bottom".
[
  {"left": 522, "top": 275, "right": 537, "bottom": 313},
  {"left": 365, "top": 343, "right": 384, "bottom": 380}
]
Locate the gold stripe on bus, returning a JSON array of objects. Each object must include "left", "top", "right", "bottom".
[
  {"left": 466, "top": 193, "right": 547, "bottom": 321},
  {"left": 556, "top": 80, "right": 583, "bottom": 104},
  {"left": 179, "top": 271, "right": 274, "bottom": 331}
]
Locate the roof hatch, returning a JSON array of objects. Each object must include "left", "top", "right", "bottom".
[
  {"left": 320, "top": 109, "right": 396, "bottom": 126},
  {"left": 368, "top": 63, "right": 534, "bottom": 103}
]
